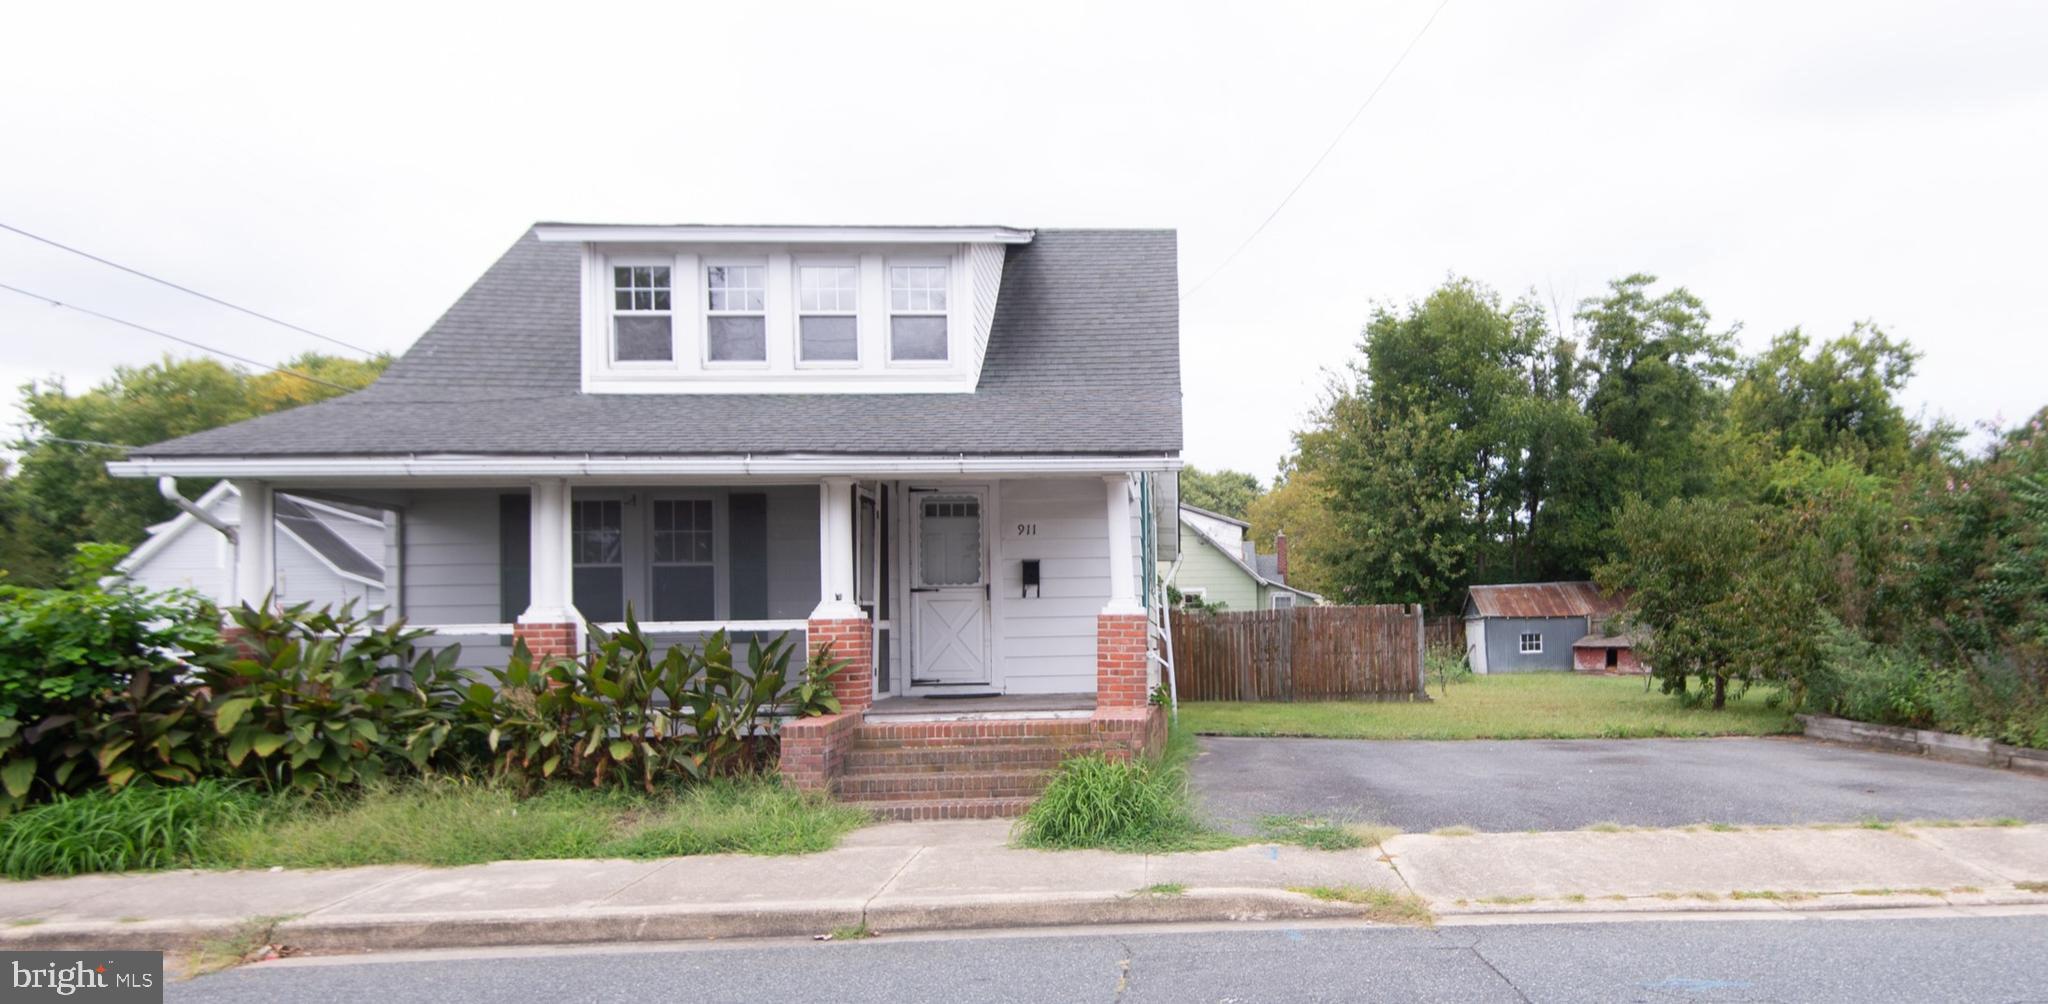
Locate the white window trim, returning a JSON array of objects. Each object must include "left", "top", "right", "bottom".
[
  {"left": 1519, "top": 632, "right": 1543, "bottom": 654},
  {"left": 884, "top": 256, "right": 953, "bottom": 367},
  {"left": 605, "top": 255, "right": 678, "bottom": 369},
  {"left": 793, "top": 256, "right": 862, "bottom": 369},
  {"left": 702, "top": 257, "right": 771, "bottom": 369}
]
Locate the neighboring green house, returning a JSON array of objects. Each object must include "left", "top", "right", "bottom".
[{"left": 1163, "top": 504, "right": 1321, "bottom": 612}]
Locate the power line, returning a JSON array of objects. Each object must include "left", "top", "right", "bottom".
[
  {"left": 0, "top": 280, "right": 357, "bottom": 392},
  {"left": 1180, "top": 0, "right": 1454, "bottom": 303},
  {"left": 0, "top": 220, "right": 380, "bottom": 357}
]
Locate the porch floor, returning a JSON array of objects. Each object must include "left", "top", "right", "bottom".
[{"left": 866, "top": 692, "right": 1095, "bottom": 720}]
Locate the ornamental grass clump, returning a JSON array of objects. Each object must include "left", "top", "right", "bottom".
[{"left": 0, "top": 780, "right": 263, "bottom": 879}]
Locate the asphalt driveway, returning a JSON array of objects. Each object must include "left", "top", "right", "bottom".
[{"left": 1190, "top": 735, "right": 2048, "bottom": 833}]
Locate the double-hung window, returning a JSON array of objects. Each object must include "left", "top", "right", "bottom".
[
  {"left": 887, "top": 264, "right": 948, "bottom": 361},
  {"left": 611, "top": 265, "right": 672, "bottom": 362},
  {"left": 571, "top": 499, "right": 624, "bottom": 623},
  {"left": 650, "top": 498, "right": 715, "bottom": 621},
  {"left": 797, "top": 264, "right": 859, "bottom": 363},
  {"left": 705, "top": 263, "right": 767, "bottom": 363}
]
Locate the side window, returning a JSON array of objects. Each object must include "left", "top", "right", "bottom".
[
  {"left": 887, "top": 264, "right": 948, "bottom": 361},
  {"left": 1519, "top": 631, "right": 1543, "bottom": 654},
  {"left": 611, "top": 265, "right": 672, "bottom": 362},
  {"left": 705, "top": 264, "right": 768, "bottom": 363}
]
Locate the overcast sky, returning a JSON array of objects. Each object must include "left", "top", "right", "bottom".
[{"left": 3, "top": 1, "right": 2043, "bottom": 478}]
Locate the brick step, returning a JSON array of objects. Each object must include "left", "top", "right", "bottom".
[
  {"left": 834, "top": 769, "right": 1051, "bottom": 802},
  {"left": 839, "top": 747, "right": 1069, "bottom": 774},
  {"left": 847, "top": 735, "right": 1089, "bottom": 753},
  {"left": 849, "top": 796, "right": 1039, "bottom": 821}
]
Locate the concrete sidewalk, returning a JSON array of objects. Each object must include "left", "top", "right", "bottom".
[{"left": 3, "top": 822, "right": 2045, "bottom": 954}]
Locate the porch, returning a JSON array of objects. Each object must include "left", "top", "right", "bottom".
[{"left": 221, "top": 472, "right": 1170, "bottom": 815}]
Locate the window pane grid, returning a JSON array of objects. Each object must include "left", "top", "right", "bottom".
[
  {"left": 706, "top": 265, "right": 766, "bottom": 313},
  {"left": 612, "top": 266, "right": 672, "bottom": 313},
  {"left": 652, "top": 499, "right": 713, "bottom": 565},
  {"left": 888, "top": 266, "right": 948, "bottom": 313},
  {"left": 798, "top": 266, "right": 858, "bottom": 313},
  {"left": 572, "top": 500, "right": 623, "bottom": 567}
]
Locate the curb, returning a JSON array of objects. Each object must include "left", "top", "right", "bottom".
[{"left": 0, "top": 889, "right": 1372, "bottom": 954}]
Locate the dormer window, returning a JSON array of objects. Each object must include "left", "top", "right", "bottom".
[
  {"left": 705, "top": 263, "right": 767, "bottom": 364},
  {"left": 889, "top": 264, "right": 949, "bottom": 362},
  {"left": 797, "top": 263, "right": 859, "bottom": 363},
  {"left": 611, "top": 265, "right": 672, "bottom": 362}
]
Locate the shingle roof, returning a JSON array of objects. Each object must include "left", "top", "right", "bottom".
[
  {"left": 1466, "top": 581, "right": 1623, "bottom": 619},
  {"left": 130, "top": 228, "right": 1181, "bottom": 458}
]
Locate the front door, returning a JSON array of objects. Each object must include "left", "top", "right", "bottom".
[{"left": 910, "top": 490, "right": 989, "bottom": 686}]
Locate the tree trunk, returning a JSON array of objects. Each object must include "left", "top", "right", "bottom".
[{"left": 1712, "top": 673, "right": 1728, "bottom": 710}]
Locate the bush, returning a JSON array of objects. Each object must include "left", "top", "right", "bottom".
[
  {"left": 1015, "top": 731, "right": 1217, "bottom": 853},
  {"left": 0, "top": 780, "right": 262, "bottom": 878},
  {"left": 470, "top": 617, "right": 841, "bottom": 789},
  {"left": 196, "top": 600, "right": 470, "bottom": 793}
]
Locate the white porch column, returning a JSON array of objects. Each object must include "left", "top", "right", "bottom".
[
  {"left": 520, "top": 478, "right": 575, "bottom": 623},
  {"left": 812, "top": 477, "right": 863, "bottom": 620},
  {"left": 230, "top": 478, "right": 274, "bottom": 608},
  {"left": 1102, "top": 474, "right": 1142, "bottom": 615}
]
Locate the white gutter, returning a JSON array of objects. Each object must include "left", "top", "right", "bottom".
[
  {"left": 108, "top": 453, "right": 1183, "bottom": 481},
  {"left": 157, "top": 477, "right": 236, "bottom": 543},
  {"left": 533, "top": 224, "right": 1036, "bottom": 245}
]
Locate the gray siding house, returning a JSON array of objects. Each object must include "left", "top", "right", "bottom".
[
  {"left": 108, "top": 225, "right": 1184, "bottom": 795},
  {"left": 1462, "top": 581, "right": 1623, "bottom": 674}
]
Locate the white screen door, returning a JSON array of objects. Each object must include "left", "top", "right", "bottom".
[{"left": 910, "top": 490, "right": 989, "bottom": 686}]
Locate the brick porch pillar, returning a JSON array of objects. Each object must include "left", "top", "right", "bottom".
[
  {"left": 808, "top": 617, "right": 874, "bottom": 713},
  {"left": 1095, "top": 612, "right": 1150, "bottom": 708},
  {"left": 514, "top": 621, "right": 580, "bottom": 660}
]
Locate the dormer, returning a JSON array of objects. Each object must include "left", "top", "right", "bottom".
[{"left": 534, "top": 224, "right": 1034, "bottom": 395}]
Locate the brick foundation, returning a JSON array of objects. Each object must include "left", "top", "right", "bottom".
[
  {"left": 1095, "top": 612, "right": 1150, "bottom": 709},
  {"left": 807, "top": 616, "right": 875, "bottom": 714},
  {"left": 778, "top": 711, "right": 864, "bottom": 793},
  {"left": 513, "top": 621, "right": 580, "bottom": 660}
]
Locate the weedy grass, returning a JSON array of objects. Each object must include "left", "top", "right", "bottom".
[
  {"left": 1, "top": 775, "right": 866, "bottom": 878},
  {"left": 2015, "top": 881, "right": 2048, "bottom": 893},
  {"left": 1135, "top": 883, "right": 1187, "bottom": 896},
  {"left": 1016, "top": 727, "right": 1235, "bottom": 854},
  {"left": 1290, "top": 885, "right": 1434, "bottom": 926},
  {"left": 826, "top": 922, "right": 874, "bottom": 941},
  {"left": 1429, "top": 825, "right": 1478, "bottom": 837},
  {"left": 1730, "top": 889, "right": 1816, "bottom": 901},
  {"left": 1256, "top": 815, "right": 1398, "bottom": 851},
  {"left": 0, "top": 780, "right": 265, "bottom": 879}
]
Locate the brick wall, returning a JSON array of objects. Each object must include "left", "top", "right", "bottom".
[
  {"left": 1095, "top": 612, "right": 1150, "bottom": 708},
  {"left": 807, "top": 616, "right": 874, "bottom": 713},
  {"left": 1089, "top": 705, "right": 1167, "bottom": 761},
  {"left": 1573, "top": 645, "right": 1646, "bottom": 675},
  {"left": 778, "top": 711, "right": 864, "bottom": 792},
  {"left": 513, "top": 621, "right": 579, "bottom": 659}
]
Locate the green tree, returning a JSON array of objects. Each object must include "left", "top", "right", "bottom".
[
  {"left": 1729, "top": 324, "right": 1919, "bottom": 470},
  {"left": 1578, "top": 274, "right": 1738, "bottom": 505},
  {"left": 3, "top": 353, "right": 386, "bottom": 584},
  {"left": 1177, "top": 465, "right": 1263, "bottom": 520},
  {"left": 1245, "top": 467, "right": 1340, "bottom": 596},
  {"left": 1317, "top": 402, "right": 1470, "bottom": 608}
]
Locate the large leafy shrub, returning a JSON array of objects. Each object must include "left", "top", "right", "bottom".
[
  {"left": 471, "top": 616, "right": 839, "bottom": 789},
  {"left": 194, "top": 601, "right": 469, "bottom": 792}
]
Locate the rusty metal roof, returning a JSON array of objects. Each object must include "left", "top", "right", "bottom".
[{"left": 1466, "top": 581, "right": 1623, "bottom": 619}]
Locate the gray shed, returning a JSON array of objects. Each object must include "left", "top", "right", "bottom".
[{"left": 1462, "top": 582, "right": 1623, "bottom": 674}]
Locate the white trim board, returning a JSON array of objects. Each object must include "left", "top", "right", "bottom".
[{"left": 109, "top": 454, "right": 1183, "bottom": 482}]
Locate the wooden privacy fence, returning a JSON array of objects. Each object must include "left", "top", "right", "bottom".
[
  {"left": 1172, "top": 605, "right": 1426, "bottom": 702},
  {"left": 1424, "top": 615, "right": 1464, "bottom": 652}
]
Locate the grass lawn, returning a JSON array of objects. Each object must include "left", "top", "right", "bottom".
[
  {"left": 0, "top": 776, "right": 870, "bottom": 879},
  {"left": 1176, "top": 674, "right": 1798, "bottom": 740}
]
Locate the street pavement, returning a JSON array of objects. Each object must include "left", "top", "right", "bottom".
[
  {"left": 1192, "top": 735, "right": 2048, "bottom": 833},
  {"left": 165, "top": 913, "right": 2048, "bottom": 1003}
]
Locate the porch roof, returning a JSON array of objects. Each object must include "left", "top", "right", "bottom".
[{"left": 114, "top": 228, "right": 1181, "bottom": 470}]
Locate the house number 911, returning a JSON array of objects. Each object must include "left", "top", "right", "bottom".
[{"left": 1015, "top": 523, "right": 1038, "bottom": 536}]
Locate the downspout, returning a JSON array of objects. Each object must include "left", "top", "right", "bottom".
[{"left": 159, "top": 477, "right": 236, "bottom": 543}]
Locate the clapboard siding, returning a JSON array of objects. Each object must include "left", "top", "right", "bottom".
[
  {"left": 402, "top": 490, "right": 503, "bottom": 624},
  {"left": 995, "top": 478, "right": 1112, "bottom": 694},
  {"left": 1478, "top": 616, "right": 1585, "bottom": 673}
]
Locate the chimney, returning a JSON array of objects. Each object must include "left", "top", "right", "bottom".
[{"left": 1274, "top": 530, "right": 1289, "bottom": 582}]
